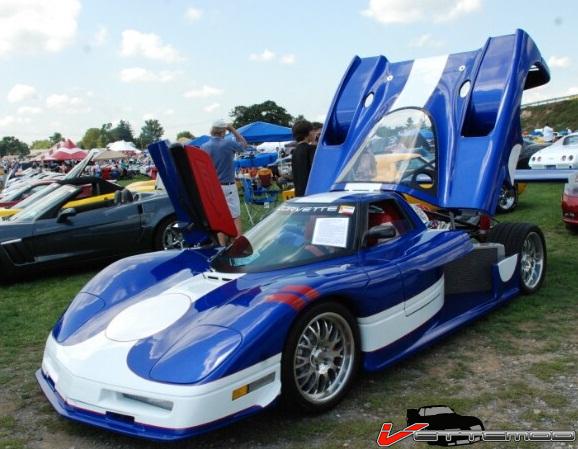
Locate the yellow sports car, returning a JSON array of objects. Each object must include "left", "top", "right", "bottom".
[{"left": 0, "top": 177, "right": 156, "bottom": 219}]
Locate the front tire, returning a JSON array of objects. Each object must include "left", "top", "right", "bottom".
[
  {"left": 281, "top": 301, "right": 360, "bottom": 413},
  {"left": 488, "top": 223, "right": 546, "bottom": 294},
  {"left": 154, "top": 215, "right": 183, "bottom": 251}
]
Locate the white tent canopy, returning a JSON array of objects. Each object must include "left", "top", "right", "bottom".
[{"left": 107, "top": 140, "right": 141, "bottom": 153}]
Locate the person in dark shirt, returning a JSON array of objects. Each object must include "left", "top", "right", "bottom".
[{"left": 291, "top": 120, "right": 318, "bottom": 197}]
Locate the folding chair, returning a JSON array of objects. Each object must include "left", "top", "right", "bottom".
[{"left": 241, "top": 177, "right": 278, "bottom": 226}]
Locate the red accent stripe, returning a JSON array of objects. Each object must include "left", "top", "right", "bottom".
[{"left": 265, "top": 293, "right": 305, "bottom": 310}]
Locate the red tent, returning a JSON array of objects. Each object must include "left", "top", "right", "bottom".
[
  {"left": 51, "top": 148, "right": 87, "bottom": 161},
  {"left": 49, "top": 138, "right": 77, "bottom": 152}
]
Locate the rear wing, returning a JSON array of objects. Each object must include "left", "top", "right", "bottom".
[{"left": 515, "top": 169, "right": 578, "bottom": 183}]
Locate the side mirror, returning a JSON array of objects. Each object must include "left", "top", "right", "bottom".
[
  {"left": 57, "top": 207, "right": 77, "bottom": 223},
  {"left": 364, "top": 223, "right": 397, "bottom": 242}
]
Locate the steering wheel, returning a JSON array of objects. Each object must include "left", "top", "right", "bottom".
[
  {"left": 409, "top": 168, "right": 436, "bottom": 188},
  {"left": 304, "top": 244, "right": 330, "bottom": 257}
]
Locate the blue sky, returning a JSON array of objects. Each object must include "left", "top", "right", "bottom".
[{"left": 1, "top": 0, "right": 577, "bottom": 144}]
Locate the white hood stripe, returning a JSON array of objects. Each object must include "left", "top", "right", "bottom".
[{"left": 390, "top": 55, "right": 449, "bottom": 110}]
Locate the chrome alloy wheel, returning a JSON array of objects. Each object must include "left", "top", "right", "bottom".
[
  {"left": 499, "top": 185, "right": 516, "bottom": 210},
  {"left": 293, "top": 312, "right": 355, "bottom": 404},
  {"left": 162, "top": 222, "right": 184, "bottom": 250},
  {"left": 520, "top": 231, "right": 545, "bottom": 290}
]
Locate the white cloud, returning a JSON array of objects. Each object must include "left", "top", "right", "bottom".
[
  {"left": 184, "top": 85, "right": 223, "bottom": 98},
  {"left": 163, "top": 108, "right": 175, "bottom": 116},
  {"left": 249, "top": 49, "right": 276, "bottom": 62},
  {"left": 548, "top": 55, "right": 570, "bottom": 69},
  {"left": 93, "top": 26, "right": 108, "bottom": 46},
  {"left": 143, "top": 113, "right": 155, "bottom": 121},
  {"left": 0, "top": 0, "right": 80, "bottom": 56},
  {"left": 567, "top": 86, "right": 578, "bottom": 96},
  {"left": 0, "top": 115, "right": 32, "bottom": 127},
  {"left": 249, "top": 50, "right": 295, "bottom": 64},
  {"left": 204, "top": 102, "right": 221, "bottom": 112},
  {"left": 280, "top": 54, "right": 296, "bottom": 64},
  {"left": 410, "top": 33, "right": 443, "bottom": 48},
  {"left": 119, "top": 67, "right": 179, "bottom": 83},
  {"left": 7, "top": 84, "right": 38, "bottom": 103},
  {"left": 45, "top": 93, "right": 90, "bottom": 113},
  {"left": 120, "top": 30, "right": 184, "bottom": 63},
  {"left": 0, "top": 116, "right": 15, "bottom": 127},
  {"left": 185, "top": 7, "right": 202, "bottom": 21},
  {"left": 362, "top": 0, "right": 481, "bottom": 24},
  {"left": 17, "top": 106, "right": 42, "bottom": 115}
]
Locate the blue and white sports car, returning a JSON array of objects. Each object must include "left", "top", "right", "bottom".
[{"left": 37, "top": 30, "right": 551, "bottom": 441}]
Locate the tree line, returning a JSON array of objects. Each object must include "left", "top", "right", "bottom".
[{"left": 0, "top": 100, "right": 314, "bottom": 156}]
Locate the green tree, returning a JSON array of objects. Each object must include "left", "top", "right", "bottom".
[
  {"left": 110, "top": 120, "right": 135, "bottom": 142},
  {"left": 230, "top": 100, "right": 293, "bottom": 128},
  {"left": 79, "top": 128, "right": 102, "bottom": 149},
  {"left": 49, "top": 132, "right": 63, "bottom": 146},
  {"left": 292, "top": 114, "right": 306, "bottom": 125},
  {"left": 97, "top": 123, "right": 113, "bottom": 147},
  {"left": 30, "top": 139, "right": 52, "bottom": 150},
  {"left": 177, "top": 130, "right": 194, "bottom": 140},
  {"left": 138, "top": 119, "right": 164, "bottom": 148},
  {"left": 0, "top": 136, "right": 29, "bottom": 157}
]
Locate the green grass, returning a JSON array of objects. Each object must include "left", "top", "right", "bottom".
[{"left": 0, "top": 183, "right": 576, "bottom": 449}]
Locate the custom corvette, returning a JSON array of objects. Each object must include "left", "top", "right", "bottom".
[
  {"left": 0, "top": 179, "right": 178, "bottom": 280},
  {"left": 38, "top": 30, "right": 553, "bottom": 440}
]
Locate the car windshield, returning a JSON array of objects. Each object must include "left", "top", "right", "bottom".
[
  {"left": 0, "top": 184, "right": 34, "bottom": 202},
  {"left": 13, "top": 183, "right": 59, "bottom": 209},
  {"left": 425, "top": 406, "right": 454, "bottom": 416},
  {"left": 9, "top": 185, "right": 78, "bottom": 222},
  {"left": 210, "top": 203, "right": 358, "bottom": 273},
  {"left": 336, "top": 108, "right": 436, "bottom": 192},
  {"left": 563, "top": 135, "right": 578, "bottom": 146}
]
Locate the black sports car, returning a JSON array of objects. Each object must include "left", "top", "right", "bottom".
[
  {"left": 407, "top": 405, "right": 484, "bottom": 446},
  {"left": 0, "top": 179, "right": 178, "bottom": 281}
]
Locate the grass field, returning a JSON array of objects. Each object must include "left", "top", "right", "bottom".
[{"left": 0, "top": 183, "right": 577, "bottom": 449}]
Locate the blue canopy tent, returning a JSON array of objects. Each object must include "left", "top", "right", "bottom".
[
  {"left": 235, "top": 121, "right": 293, "bottom": 143},
  {"left": 189, "top": 135, "right": 210, "bottom": 146},
  {"left": 188, "top": 121, "right": 293, "bottom": 168}
]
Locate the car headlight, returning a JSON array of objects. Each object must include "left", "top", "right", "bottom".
[
  {"left": 537, "top": 156, "right": 542, "bottom": 161},
  {"left": 562, "top": 155, "right": 567, "bottom": 161},
  {"left": 531, "top": 156, "right": 535, "bottom": 161},
  {"left": 570, "top": 155, "right": 575, "bottom": 161}
]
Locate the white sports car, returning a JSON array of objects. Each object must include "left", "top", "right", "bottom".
[{"left": 529, "top": 133, "right": 578, "bottom": 169}]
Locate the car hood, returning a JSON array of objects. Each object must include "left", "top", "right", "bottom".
[
  {"left": 148, "top": 141, "right": 237, "bottom": 244},
  {"left": 50, "top": 249, "right": 366, "bottom": 385},
  {"left": 307, "top": 29, "right": 550, "bottom": 214}
]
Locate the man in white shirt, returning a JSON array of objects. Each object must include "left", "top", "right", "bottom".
[{"left": 542, "top": 124, "right": 554, "bottom": 142}]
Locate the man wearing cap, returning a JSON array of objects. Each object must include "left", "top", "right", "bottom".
[{"left": 201, "top": 119, "right": 247, "bottom": 244}]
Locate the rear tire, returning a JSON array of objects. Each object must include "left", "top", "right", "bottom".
[
  {"left": 488, "top": 223, "right": 546, "bottom": 294},
  {"left": 281, "top": 301, "right": 360, "bottom": 413},
  {"left": 496, "top": 184, "right": 518, "bottom": 213},
  {"left": 565, "top": 223, "right": 578, "bottom": 234}
]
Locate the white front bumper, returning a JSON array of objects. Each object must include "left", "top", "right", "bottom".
[{"left": 41, "top": 333, "right": 281, "bottom": 430}]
